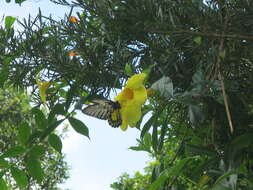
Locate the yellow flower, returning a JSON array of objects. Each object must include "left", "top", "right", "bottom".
[
  {"left": 114, "top": 73, "right": 147, "bottom": 131},
  {"left": 36, "top": 79, "right": 51, "bottom": 104}
]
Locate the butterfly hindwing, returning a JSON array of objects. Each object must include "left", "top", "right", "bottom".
[{"left": 108, "top": 109, "right": 122, "bottom": 128}]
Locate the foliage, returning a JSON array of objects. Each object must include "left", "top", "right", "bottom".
[
  {"left": 0, "top": 86, "right": 69, "bottom": 189},
  {"left": 0, "top": 0, "right": 253, "bottom": 189}
]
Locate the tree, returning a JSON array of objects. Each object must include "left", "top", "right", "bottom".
[
  {"left": 1, "top": 0, "right": 253, "bottom": 189},
  {"left": 0, "top": 85, "right": 68, "bottom": 189}
]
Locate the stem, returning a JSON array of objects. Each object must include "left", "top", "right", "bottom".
[{"left": 216, "top": 15, "right": 234, "bottom": 134}]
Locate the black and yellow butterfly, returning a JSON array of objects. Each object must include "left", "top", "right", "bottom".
[{"left": 82, "top": 99, "right": 122, "bottom": 128}]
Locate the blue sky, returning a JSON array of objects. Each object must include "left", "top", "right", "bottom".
[{"left": 0, "top": 1, "right": 150, "bottom": 190}]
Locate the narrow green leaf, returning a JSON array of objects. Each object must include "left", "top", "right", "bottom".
[
  {"left": 18, "top": 122, "right": 31, "bottom": 145},
  {"left": 0, "top": 57, "right": 11, "bottom": 88},
  {"left": 0, "top": 146, "right": 26, "bottom": 158},
  {"left": 0, "top": 159, "right": 9, "bottom": 169},
  {"left": 143, "top": 133, "right": 152, "bottom": 148},
  {"left": 148, "top": 171, "right": 167, "bottom": 190},
  {"left": 15, "top": 0, "right": 26, "bottom": 4},
  {"left": 212, "top": 185, "right": 233, "bottom": 190},
  {"left": 193, "top": 36, "right": 202, "bottom": 45},
  {"left": 26, "top": 158, "right": 44, "bottom": 182},
  {"left": 0, "top": 179, "right": 8, "bottom": 190},
  {"left": 129, "top": 146, "right": 146, "bottom": 151},
  {"left": 5, "top": 16, "right": 16, "bottom": 29},
  {"left": 149, "top": 158, "right": 193, "bottom": 190},
  {"left": 213, "top": 170, "right": 241, "bottom": 188},
  {"left": 188, "top": 105, "right": 204, "bottom": 124},
  {"left": 231, "top": 133, "right": 253, "bottom": 150},
  {"left": 32, "top": 108, "right": 47, "bottom": 129},
  {"left": 166, "top": 157, "right": 192, "bottom": 177},
  {"left": 158, "top": 119, "right": 168, "bottom": 152},
  {"left": 48, "top": 134, "right": 62, "bottom": 153},
  {"left": 65, "top": 86, "right": 75, "bottom": 111},
  {"left": 69, "top": 117, "right": 89, "bottom": 138},
  {"left": 141, "top": 115, "right": 155, "bottom": 139},
  {"left": 11, "top": 167, "right": 28, "bottom": 188},
  {"left": 152, "top": 125, "right": 158, "bottom": 153},
  {"left": 185, "top": 144, "right": 217, "bottom": 157},
  {"left": 124, "top": 63, "right": 133, "bottom": 76}
]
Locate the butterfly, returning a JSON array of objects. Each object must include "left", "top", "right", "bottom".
[{"left": 82, "top": 99, "right": 122, "bottom": 128}]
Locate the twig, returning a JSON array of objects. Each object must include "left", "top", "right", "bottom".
[
  {"left": 144, "top": 29, "right": 253, "bottom": 41},
  {"left": 216, "top": 15, "right": 234, "bottom": 134}
]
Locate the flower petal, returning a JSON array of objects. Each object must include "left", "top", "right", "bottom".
[
  {"left": 120, "top": 100, "right": 141, "bottom": 130},
  {"left": 126, "top": 73, "right": 146, "bottom": 90},
  {"left": 133, "top": 86, "right": 147, "bottom": 105}
]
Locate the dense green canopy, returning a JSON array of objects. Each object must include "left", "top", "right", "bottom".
[{"left": 1, "top": 0, "right": 253, "bottom": 189}]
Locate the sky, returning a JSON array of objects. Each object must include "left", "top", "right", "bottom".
[{"left": 0, "top": 1, "right": 150, "bottom": 190}]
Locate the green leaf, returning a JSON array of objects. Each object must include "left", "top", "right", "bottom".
[
  {"left": 29, "top": 145, "right": 46, "bottom": 159},
  {"left": 18, "top": 122, "right": 31, "bottom": 145},
  {"left": 68, "top": 117, "right": 89, "bottom": 138},
  {"left": 148, "top": 171, "right": 167, "bottom": 190},
  {"left": 26, "top": 158, "right": 44, "bottom": 182},
  {"left": 5, "top": 16, "right": 16, "bottom": 29},
  {"left": 48, "top": 103, "right": 66, "bottom": 122},
  {"left": 11, "top": 167, "right": 28, "bottom": 188},
  {"left": 193, "top": 36, "right": 202, "bottom": 45},
  {"left": 65, "top": 86, "right": 76, "bottom": 111},
  {"left": 166, "top": 157, "right": 192, "bottom": 177},
  {"left": 32, "top": 108, "right": 47, "bottom": 129},
  {"left": 0, "top": 146, "right": 26, "bottom": 158},
  {"left": 0, "top": 57, "right": 11, "bottom": 88},
  {"left": 124, "top": 63, "right": 133, "bottom": 76},
  {"left": 141, "top": 115, "right": 155, "bottom": 139},
  {"left": 151, "top": 76, "right": 173, "bottom": 99},
  {"left": 188, "top": 105, "right": 204, "bottom": 124},
  {"left": 213, "top": 170, "right": 241, "bottom": 189},
  {"left": 231, "top": 133, "right": 253, "bottom": 150},
  {"left": 212, "top": 185, "right": 233, "bottom": 190},
  {"left": 152, "top": 125, "right": 158, "bottom": 153},
  {"left": 158, "top": 119, "right": 168, "bottom": 152},
  {"left": 0, "top": 159, "right": 9, "bottom": 169},
  {"left": 40, "top": 119, "right": 64, "bottom": 140},
  {"left": 149, "top": 157, "right": 194, "bottom": 190},
  {"left": 129, "top": 146, "right": 147, "bottom": 151},
  {"left": 48, "top": 134, "right": 62, "bottom": 153},
  {"left": 0, "top": 179, "right": 8, "bottom": 190},
  {"left": 185, "top": 144, "right": 217, "bottom": 157},
  {"left": 15, "top": 0, "right": 26, "bottom": 4}
]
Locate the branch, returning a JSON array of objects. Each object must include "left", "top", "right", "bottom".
[
  {"left": 216, "top": 15, "right": 234, "bottom": 134},
  {"left": 144, "top": 29, "right": 253, "bottom": 41}
]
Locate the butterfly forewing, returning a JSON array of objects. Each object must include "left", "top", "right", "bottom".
[
  {"left": 82, "top": 99, "right": 122, "bottom": 128},
  {"left": 82, "top": 104, "right": 110, "bottom": 120}
]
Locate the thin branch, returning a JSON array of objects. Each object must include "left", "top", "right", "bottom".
[
  {"left": 144, "top": 29, "right": 253, "bottom": 41},
  {"left": 216, "top": 15, "right": 234, "bottom": 134}
]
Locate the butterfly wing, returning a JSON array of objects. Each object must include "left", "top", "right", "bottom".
[
  {"left": 82, "top": 99, "right": 113, "bottom": 120},
  {"left": 108, "top": 109, "right": 122, "bottom": 128},
  {"left": 82, "top": 99, "right": 122, "bottom": 128}
]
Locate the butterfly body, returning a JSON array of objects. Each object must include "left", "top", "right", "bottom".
[{"left": 82, "top": 99, "right": 122, "bottom": 128}]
